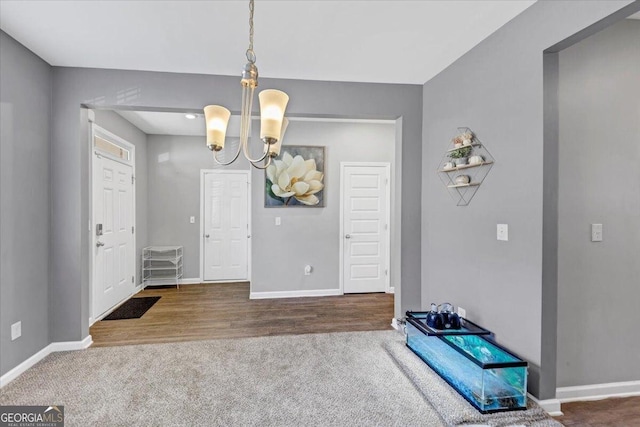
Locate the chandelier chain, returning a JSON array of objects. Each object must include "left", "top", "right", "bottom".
[{"left": 246, "top": 0, "right": 256, "bottom": 63}]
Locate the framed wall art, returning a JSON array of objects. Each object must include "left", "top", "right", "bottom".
[{"left": 265, "top": 145, "right": 325, "bottom": 207}]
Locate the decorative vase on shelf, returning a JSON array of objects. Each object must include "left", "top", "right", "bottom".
[
  {"left": 462, "top": 139, "right": 472, "bottom": 146},
  {"left": 443, "top": 161, "right": 455, "bottom": 170},
  {"left": 469, "top": 155, "right": 484, "bottom": 165},
  {"left": 454, "top": 157, "right": 468, "bottom": 166},
  {"left": 455, "top": 175, "right": 470, "bottom": 185}
]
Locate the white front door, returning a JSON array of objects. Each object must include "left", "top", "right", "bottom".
[
  {"left": 92, "top": 152, "right": 135, "bottom": 318},
  {"left": 342, "top": 164, "right": 390, "bottom": 293},
  {"left": 202, "top": 171, "right": 249, "bottom": 281}
]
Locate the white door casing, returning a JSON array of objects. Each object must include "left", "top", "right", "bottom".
[
  {"left": 341, "top": 163, "right": 391, "bottom": 294},
  {"left": 201, "top": 170, "right": 250, "bottom": 282},
  {"left": 91, "top": 126, "right": 136, "bottom": 319}
]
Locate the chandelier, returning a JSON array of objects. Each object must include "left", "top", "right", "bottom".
[{"left": 204, "top": 0, "right": 289, "bottom": 169}]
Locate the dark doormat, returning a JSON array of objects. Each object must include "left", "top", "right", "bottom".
[{"left": 102, "top": 296, "right": 161, "bottom": 320}]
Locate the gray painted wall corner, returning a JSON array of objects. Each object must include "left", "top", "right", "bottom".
[
  {"left": 541, "top": 51, "right": 559, "bottom": 399},
  {"left": 0, "top": 31, "right": 52, "bottom": 376},
  {"left": 556, "top": 18, "right": 640, "bottom": 387},
  {"left": 420, "top": 0, "right": 634, "bottom": 399}
]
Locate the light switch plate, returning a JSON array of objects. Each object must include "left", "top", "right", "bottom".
[
  {"left": 275, "top": 217, "right": 281, "bottom": 226},
  {"left": 591, "top": 224, "right": 603, "bottom": 242},
  {"left": 497, "top": 224, "right": 509, "bottom": 241},
  {"left": 189, "top": 216, "right": 195, "bottom": 224},
  {"left": 11, "top": 321, "right": 21, "bottom": 341}
]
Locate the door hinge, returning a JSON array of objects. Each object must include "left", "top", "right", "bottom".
[
  {"left": 131, "top": 175, "right": 135, "bottom": 185},
  {"left": 385, "top": 269, "right": 388, "bottom": 276},
  {"left": 132, "top": 226, "right": 135, "bottom": 234},
  {"left": 385, "top": 178, "right": 389, "bottom": 185},
  {"left": 385, "top": 224, "right": 388, "bottom": 230},
  {"left": 131, "top": 276, "right": 134, "bottom": 283}
]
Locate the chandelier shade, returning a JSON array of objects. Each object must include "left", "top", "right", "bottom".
[
  {"left": 259, "top": 89, "right": 289, "bottom": 143},
  {"left": 204, "top": 105, "right": 231, "bottom": 151}
]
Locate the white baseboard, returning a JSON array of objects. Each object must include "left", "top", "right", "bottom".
[
  {"left": 556, "top": 380, "right": 640, "bottom": 403},
  {"left": 391, "top": 317, "right": 401, "bottom": 331},
  {"left": 387, "top": 287, "right": 395, "bottom": 294},
  {"left": 528, "top": 394, "right": 563, "bottom": 416},
  {"left": 200, "top": 279, "right": 250, "bottom": 285},
  {"left": 250, "top": 289, "right": 342, "bottom": 299},
  {"left": 48, "top": 335, "right": 93, "bottom": 352},
  {"left": 0, "top": 345, "right": 51, "bottom": 388},
  {"left": 0, "top": 335, "right": 93, "bottom": 388},
  {"left": 145, "top": 278, "right": 248, "bottom": 286},
  {"left": 180, "top": 278, "right": 203, "bottom": 285}
]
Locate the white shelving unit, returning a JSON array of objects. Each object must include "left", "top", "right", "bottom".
[{"left": 143, "top": 246, "right": 183, "bottom": 288}]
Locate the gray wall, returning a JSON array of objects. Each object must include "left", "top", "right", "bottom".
[
  {"left": 0, "top": 32, "right": 51, "bottom": 376},
  {"left": 48, "top": 68, "right": 423, "bottom": 346},
  {"left": 421, "top": 1, "right": 635, "bottom": 398},
  {"left": 145, "top": 135, "right": 245, "bottom": 278},
  {"left": 251, "top": 120, "right": 396, "bottom": 293},
  {"left": 556, "top": 19, "right": 640, "bottom": 387},
  {"left": 92, "top": 110, "right": 149, "bottom": 286},
  {"left": 145, "top": 119, "right": 397, "bottom": 288}
]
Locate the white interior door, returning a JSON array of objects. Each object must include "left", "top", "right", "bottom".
[
  {"left": 202, "top": 171, "right": 249, "bottom": 281},
  {"left": 342, "top": 164, "right": 390, "bottom": 293},
  {"left": 92, "top": 152, "right": 135, "bottom": 318}
]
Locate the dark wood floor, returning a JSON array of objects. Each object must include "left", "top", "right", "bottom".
[
  {"left": 556, "top": 396, "right": 640, "bottom": 426},
  {"left": 90, "top": 282, "right": 394, "bottom": 347},
  {"left": 90, "top": 283, "right": 640, "bottom": 425}
]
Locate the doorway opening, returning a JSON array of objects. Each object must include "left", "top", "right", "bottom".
[{"left": 87, "top": 109, "right": 400, "bottom": 346}]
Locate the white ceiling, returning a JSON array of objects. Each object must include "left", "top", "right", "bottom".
[
  {"left": 115, "top": 110, "right": 242, "bottom": 137},
  {"left": 0, "top": 1, "right": 535, "bottom": 85}
]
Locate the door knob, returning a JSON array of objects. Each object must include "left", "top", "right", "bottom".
[
  {"left": 96, "top": 241, "right": 105, "bottom": 247},
  {"left": 205, "top": 234, "right": 210, "bottom": 238},
  {"left": 345, "top": 234, "right": 351, "bottom": 239}
]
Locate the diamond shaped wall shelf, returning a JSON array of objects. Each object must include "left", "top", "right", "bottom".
[{"left": 437, "top": 127, "right": 494, "bottom": 206}]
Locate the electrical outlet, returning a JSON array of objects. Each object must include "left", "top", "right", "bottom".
[
  {"left": 189, "top": 216, "right": 196, "bottom": 224},
  {"left": 591, "top": 224, "right": 603, "bottom": 242},
  {"left": 304, "top": 265, "right": 312, "bottom": 275},
  {"left": 457, "top": 307, "right": 466, "bottom": 319},
  {"left": 497, "top": 224, "right": 509, "bottom": 241},
  {"left": 11, "top": 321, "right": 21, "bottom": 341}
]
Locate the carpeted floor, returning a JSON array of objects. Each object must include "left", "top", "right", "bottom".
[
  {"left": 0, "top": 331, "right": 444, "bottom": 427},
  {"left": 0, "top": 331, "right": 562, "bottom": 427}
]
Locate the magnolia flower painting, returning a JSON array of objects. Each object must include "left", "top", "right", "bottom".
[{"left": 265, "top": 146, "right": 325, "bottom": 207}]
